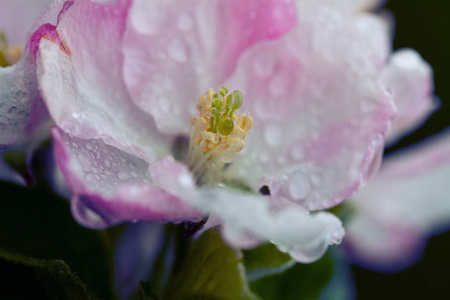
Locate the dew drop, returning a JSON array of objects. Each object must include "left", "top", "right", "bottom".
[
  {"left": 269, "top": 73, "right": 288, "bottom": 97},
  {"left": 178, "top": 13, "right": 193, "bottom": 31},
  {"left": 86, "top": 173, "right": 94, "bottom": 183},
  {"left": 290, "top": 146, "right": 304, "bottom": 161},
  {"left": 8, "top": 106, "right": 18, "bottom": 114},
  {"left": 159, "top": 97, "right": 170, "bottom": 113},
  {"left": 288, "top": 170, "right": 311, "bottom": 200},
  {"left": 264, "top": 124, "right": 283, "bottom": 146},
  {"left": 118, "top": 172, "right": 130, "bottom": 180},
  {"left": 168, "top": 38, "right": 188, "bottom": 63},
  {"left": 177, "top": 173, "right": 192, "bottom": 188},
  {"left": 260, "top": 153, "right": 269, "bottom": 163},
  {"left": 253, "top": 53, "right": 276, "bottom": 77},
  {"left": 104, "top": 159, "right": 111, "bottom": 168},
  {"left": 277, "top": 156, "right": 287, "bottom": 165}
]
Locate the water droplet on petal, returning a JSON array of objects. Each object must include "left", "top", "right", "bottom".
[
  {"left": 290, "top": 146, "right": 304, "bottom": 161},
  {"left": 269, "top": 73, "right": 288, "bottom": 97},
  {"left": 118, "top": 172, "right": 130, "bottom": 180},
  {"left": 253, "top": 52, "right": 276, "bottom": 77},
  {"left": 159, "top": 97, "right": 170, "bottom": 113},
  {"left": 288, "top": 170, "right": 311, "bottom": 200},
  {"left": 8, "top": 106, "right": 18, "bottom": 114},
  {"left": 264, "top": 124, "right": 283, "bottom": 146},
  {"left": 260, "top": 153, "right": 269, "bottom": 163},
  {"left": 86, "top": 173, "right": 94, "bottom": 183},
  {"left": 178, "top": 13, "right": 193, "bottom": 31},
  {"left": 177, "top": 173, "right": 192, "bottom": 188},
  {"left": 104, "top": 159, "right": 111, "bottom": 168},
  {"left": 168, "top": 38, "right": 187, "bottom": 63}
]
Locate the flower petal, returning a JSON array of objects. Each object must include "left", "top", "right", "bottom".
[
  {"left": 37, "top": 0, "right": 168, "bottom": 161},
  {"left": 52, "top": 128, "right": 203, "bottom": 229},
  {"left": 381, "top": 49, "right": 437, "bottom": 143},
  {"left": 114, "top": 222, "right": 166, "bottom": 299},
  {"left": 226, "top": 4, "right": 395, "bottom": 210},
  {"left": 150, "top": 157, "right": 345, "bottom": 263},
  {"left": 0, "top": 2, "right": 66, "bottom": 146},
  {"left": 122, "top": 0, "right": 297, "bottom": 133},
  {"left": 347, "top": 130, "right": 450, "bottom": 271}
]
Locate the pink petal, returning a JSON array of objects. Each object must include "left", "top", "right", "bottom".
[
  {"left": 37, "top": 0, "right": 168, "bottom": 161},
  {"left": 347, "top": 130, "right": 450, "bottom": 270},
  {"left": 226, "top": 4, "right": 396, "bottom": 210},
  {"left": 150, "top": 157, "right": 345, "bottom": 263},
  {"left": 52, "top": 127, "right": 203, "bottom": 229},
  {"left": 381, "top": 49, "right": 437, "bottom": 143},
  {"left": 122, "top": 0, "right": 297, "bottom": 134},
  {"left": 0, "top": 1, "right": 65, "bottom": 146}
]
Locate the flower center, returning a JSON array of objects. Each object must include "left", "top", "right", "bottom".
[
  {"left": 186, "top": 86, "right": 253, "bottom": 186},
  {"left": 0, "top": 32, "right": 23, "bottom": 67}
]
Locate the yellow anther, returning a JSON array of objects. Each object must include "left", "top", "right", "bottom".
[
  {"left": 186, "top": 86, "right": 253, "bottom": 186},
  {"left": 0, "top": 32, "right": 22, "bottom": 67}
]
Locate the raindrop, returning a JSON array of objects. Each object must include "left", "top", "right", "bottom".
[
  {"left": 118, "top": 172, "right": 130, "bottom": 180},
  {"left": 104, "top": 159, "right": 111, "bottom": 168},
  {"left": 290, "top": 146, "right": 304, "bottom": 161},
  {"left": 264, "top": 123, "right": 283, "bottom": 146},
  {"left": 269, "top": 73, "right": 288, "bottom": 97},
  {"left": 253, "top": 52, "right": 276, "bottom": 77},
  {"left": 168, "top": 38, "right": 188, "bottom": 63},
  {"left": 288, "top": 170, "right": 311, "bottom": 200},
  {"left": 85, "top": 173, "right": 94, "bottom": 183},
  {"left": 178, "top": 13, "right": 193, "bottom": 31},
  {"left": 8, "top": 106, "right": 18, "bottom": 114}
]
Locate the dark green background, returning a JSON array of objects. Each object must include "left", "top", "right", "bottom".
[{"left": 354, "top": 0, "right": 450, "bottom": 299}]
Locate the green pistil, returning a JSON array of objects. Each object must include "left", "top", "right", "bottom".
[{"left": 208, "top": 86, "right": 244, "bottom": 136}]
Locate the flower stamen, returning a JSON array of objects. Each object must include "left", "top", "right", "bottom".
[
  {"left": 186, "top": 86, "right": 253, "bottom": 186},
  {"left": 0, "top": 31, "right": 23, "bottom": 67}
]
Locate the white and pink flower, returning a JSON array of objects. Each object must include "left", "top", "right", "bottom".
[
  {"left": 30, "top": 0, "right": 408, "bottom": 263},
  {"left": 2, "top": 0, "right": 441, "bottom": 266}
]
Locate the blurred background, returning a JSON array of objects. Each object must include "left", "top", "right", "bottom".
[{"left": 354, "top": 0, "right": 450, "bottom": 298}]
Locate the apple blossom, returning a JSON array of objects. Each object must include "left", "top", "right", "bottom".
[
  {"left": 346, "top": 50, "right": 446, "bottom": 271},
  {"left": 34, "top": 0, "right": 404, "bottom": 263}
]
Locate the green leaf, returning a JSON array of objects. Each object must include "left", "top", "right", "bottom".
[
  {"left": 243, "top": 243, "right": 295, "bottom": 281},
  {"left": 164, "top": 229, "right": 258, "bottom": 300},
  {"left": 249, "top": 252, "right": 334, "bottom": 300},
  {"left": 0, "top": 252, "right": 89, "bottom": 299},
  {"left": 0, "top": 181, "right": 115, "bottom": 299},
  {"left": 138, "top": 281, "right": 158, "bottom": 300}
]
